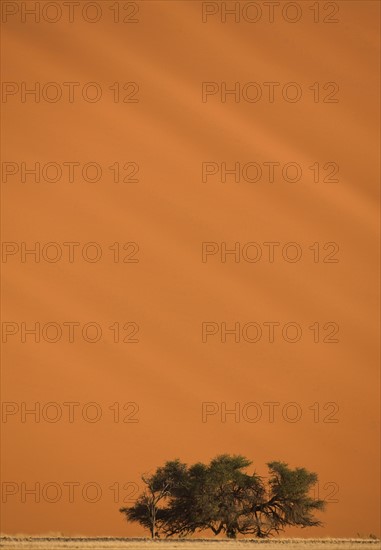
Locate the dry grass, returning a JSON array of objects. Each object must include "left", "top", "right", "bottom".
[{"left": 0, "top": 538, "right": 380, "bottom": 550}]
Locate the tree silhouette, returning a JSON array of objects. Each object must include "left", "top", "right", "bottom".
[{"left": 120, "top": 454, "right": 325, "bottom": 539}]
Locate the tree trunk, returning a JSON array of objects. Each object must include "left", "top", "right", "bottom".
[
  {"left": 151, "top": 506, "right": 156, "bottom": 539},
  {"left": 226, "top": 527, "right": 237, "bottom": 539}
]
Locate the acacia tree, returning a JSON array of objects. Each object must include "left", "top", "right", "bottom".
[
  {"left": 162, "top": 455, "right": 267, "bottom": 538},
  {"left": 120, "top": 460, "right": 187, "bottom": 538},
  {"left": 120, "top": 455, "right": 325, "bottom": 539}
]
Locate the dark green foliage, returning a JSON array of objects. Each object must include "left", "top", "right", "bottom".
[
  {"left": 120, "top": 460, "right": 187, "bottom": 538},
  {"left": 120, "top": 455, "right": 325, "bottom": 539}
]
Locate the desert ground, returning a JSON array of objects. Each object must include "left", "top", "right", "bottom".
[{"left": 0, "top": 538, "right": 380, "bottom": 550}]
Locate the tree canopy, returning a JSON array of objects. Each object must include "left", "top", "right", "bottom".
[{"left": 120, "top": 454, "right": 325, "bottom": 539}]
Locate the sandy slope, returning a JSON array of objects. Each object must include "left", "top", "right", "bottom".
[{"left": 1, "top": 0, "right": 380, "bottom": 541}]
